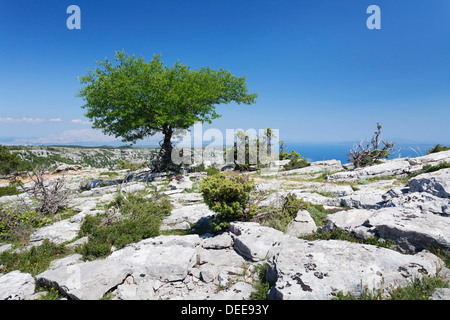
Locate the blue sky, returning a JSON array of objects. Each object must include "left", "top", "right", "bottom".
[{"left": 0, "top": 0, "right": 449, "bottom": 146}]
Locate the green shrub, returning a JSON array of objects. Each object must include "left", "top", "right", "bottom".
[
  {"left": 0, "top": 239, "right": 68, "bottom": 276},
  {"left": 427, "top": 144, "right": 450, "bottom": 154},
  {"left": 190, "top": 162, "right": 206, "bottom": 173},
  {"left": 250, "top": 263, "right": 271, "bottom": 300},
  {"left": 301, "top": 227, "right": 393, "bottom": 249},
  {"left": 0, "top": 186, "right": 21, "bottom": 197},
  {"left": 200, "top": 173, "right": 256, "bottom": 231},
  {"left": 0, "top": 145, "right": 22, "bottom": 176},
  {"left": 0, "top": 207, "right": 52, "bottom": 242},
  {"left": 78, "top": 191, "right": 172, "bottom": 260},
  {"left": 282, "top": 153, "right": 309, "bottom": 171},
  {"left": 407, "top": 161, "right": 450, "bottom": 179},
  {"left": 205, "top": 166, "right": 220, "bottom": 176},
  {"left": 117, "top": 160, "right": 146, "bottom": 171}
]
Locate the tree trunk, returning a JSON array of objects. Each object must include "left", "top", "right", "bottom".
[
  {"left": 151, "top": 123, "right": 176, "bottom": 172},
  {"left": 161, "top": 124, "right": 173, "bottom": 164}
]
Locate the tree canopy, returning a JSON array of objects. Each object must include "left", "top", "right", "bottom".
[{"left": 76, "top": 51, "right": 258, "bottom": 171}]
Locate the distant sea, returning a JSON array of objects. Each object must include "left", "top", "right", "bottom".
[{"left": 283, "top": 142, "right": 438, "bottom": 164}]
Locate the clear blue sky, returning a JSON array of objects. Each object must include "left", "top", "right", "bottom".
[{"left": 0, "top": 0, "right": 449, "bottom": 146}]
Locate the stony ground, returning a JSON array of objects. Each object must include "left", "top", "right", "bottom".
[{"left": 0, "top": 151, "right": 449, "bottom": 300}]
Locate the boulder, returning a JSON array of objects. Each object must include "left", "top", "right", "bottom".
[
  {"left": 161, "top": 203, "right": 215, "bottom": 231},
  {"left": 286, "top": 210, "right": 317, "bottom": 237},
  {"left": 36, "top": 235, "right": 200, "bottom": 300},
  {"left": 0, "top": 271, "right": 35, "bottom": 300},
  {"left": 36, "top": 257, "right": 132, "bottom": 300},
  {"left": 323, "top": 209, "right": 375, "bottom": 239},
  {"left": 383, "top": 191, "right": 450, "bottom": 215},
  {"left": 365, "top": 207, "right": 450, "bottom": 253},
  {"left": 408, "top": 168, "right": 450, "bottom": 199},
  {"left": 339, "top": 190, "right": 385, "bottom": 209},
  {"left": 266, "top": 239, "right": 441, "bottom": 300},
  {"left": 201, "top": 233, "right": 233, "bottom": 250},
  {"left": 407, "top": 150, "right": 450, "bottom": 166},
  {"left": 53, "top": 164, "right": 83, "bottom": 174},
  {"left": 228, "top": 222, "right": 297, "bottom": 261},
  {"left": 29, "top": 220, "right": 81, "bottom": 245},
  {"left": 167, "top": 176, "right": 194, "bottom": 191}
]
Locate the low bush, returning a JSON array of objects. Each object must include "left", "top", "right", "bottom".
[
  {"left": 300, "top": 227, "right": 393, "bottom": 249},
  {"left": 117, "top": 160, "right": 146, "bottom": 171},
  {"left": 407, "top": 161, "right": 450, "bottom": 179},
  {"left": 200, "top": 173, "right": 256, "bottom": 231},
  {"left": 282, "top": 153, "right": 309, "bottom": 171},
  {"left": 261, "top": 193, "right": 335, "bottom": 232},
  {"left": 427, "top": 144, "right": 450, "bottom": 154},
  {"left": 78, "top": 191, "right": 172, "bottom": 260},
  {"left": 0, "top": 206, "right": 52, "bottom": 242},
  {"left": 0, "top": 239, "right": 68, "bottom": 276}
]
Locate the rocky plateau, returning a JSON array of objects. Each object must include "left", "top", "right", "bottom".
[{"left": 1, "top": 149, "right": 449, "bottom": 300}]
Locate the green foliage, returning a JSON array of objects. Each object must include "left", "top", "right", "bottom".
[
  {"left": 0, "top": 206, "right": 52, "bottom": 242},
  {"left": 282, "top": 152, "right": 309, "bottom": 171},
  {"left": 205, "top": 166, "right": 220, "bottom": 176},
  {"left": 0, "top": 239, "right": 68, "bottom": 276},
  {"left": 189, "top": 163, "right": 220, "bottom": 176},
  {"left": 334, "top": 274, "right": 448, "bottom": 300},
  {"left": 250, "top": 263, "right": 271, "bottom": 300},
  {"left": 427, "top": 144, "right": 450, "bottom": 154},
  {"left": 0, "top": 186, "right": 21, "bottom": 197},
  {"left": 200, "top": 173, "right": 256, "bottom": 231},
  {"left": 117, "top": 160, "right": 146, "bottom": 171},
  {"left": 301, "top": 227, "right": 393, "bottom": 249},
  {"left": 261, "top": 194, "right": 335, "bottom": 232},
  {"left": 78, "top": 191, "right": 172, "bottom": 260},
  {"left": 0, "top": 145, "right": 22, "bottom": 176},
  {"left": 77, "top": 51, "right": 257, "bottom": 170},
  {"left": 407, "top": 161, "right": 450, "bottom": 179}
]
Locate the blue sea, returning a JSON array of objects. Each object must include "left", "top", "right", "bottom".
[{"left": 283, "top": 142, "right": 437, "bottom": 164}]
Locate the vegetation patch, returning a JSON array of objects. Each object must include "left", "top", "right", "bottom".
[
  {"left": 200, "top": 173, "right": 256, "bottom": 232},
  {"left": 0, "top": 186, "right": 22, "bottom": 197},
  {"left": 333, "top": 274, "right": 448, "bottom": 300},
  {"left": 0, "top": 239, "right": 68, "bottom": 276},
  {"left": 0, "top": 206, "right": 53, "bottom": 243},
  {"left": 78, "top": 191, "right": 172, "bottom": 260}
]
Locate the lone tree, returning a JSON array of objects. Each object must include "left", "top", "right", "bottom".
[{"left": 76, "top": 51, "right": 258, "bottom": 171}]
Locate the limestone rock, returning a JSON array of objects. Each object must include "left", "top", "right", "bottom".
[
  {"left": 0, "top": 271, "right": 35, "bottom": 300},
  {"left": 228, "top": 222, "right": 297, "bottom": 261},
  {"left": 339, "top": 190, "right": 385, "bottom": 209},
  {"left": 266, "top": 239, "right": 441, "bottom": 300},
  {"left": 29, "top": 220, "right": 80, "bottom": 245},
  {"left": 408, "top": 168, "right": 450, "bottom": 199},
  {"left": 286, "top": 210, "right": 317, "bottom": 237}
]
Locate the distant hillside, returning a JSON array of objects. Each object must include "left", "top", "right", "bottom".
[{"left": 5, "top": 145, "right": 159, "bottom": 170}]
